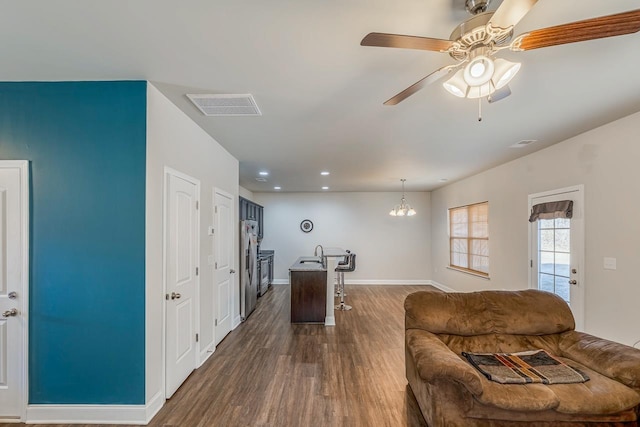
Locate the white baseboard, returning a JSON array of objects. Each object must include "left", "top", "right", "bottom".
[
  {"left": 198, "top": 341, "right": 216, "bottom": 367},
  {"left": 232, "top": 315, "right": 242, "bottom": 329},
  {"left": 27, "top": 405, "right": 146, "bottom": 424},
  {"left": 26, "top": 391, "right": 165, "bottom": 425},
  {"left": 145, "top": 391, "right": 164, "bottom": 424},
  {"left": 428, "top": 280, "right": 456, "bottom": 293},
  {"left": 274, "top": 278, "right": 456, "bottom": 290},
  {"left": 345, "top": 279, "right": 432, "bottom": 285},
  {"left": 272, "top": 279, "right": 433, "bottom": 286}
]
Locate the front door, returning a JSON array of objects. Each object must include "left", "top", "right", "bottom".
[
  {"left": 529, "top": 185, "right": 584, "bottom": 330},
  {"left": 165, "top": 170, "right": 199, "bottom": 398},
  {"left": 214, "top": 189, "right": 233, "bottom": 345},
  {"left": 0, "top": 161, "right": 28, "bottom": 421}
]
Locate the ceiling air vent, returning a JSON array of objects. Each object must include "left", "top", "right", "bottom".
[
  {"left": 510, "top": 139, "right": 538, "bottom": 148},
  {"left": 186, "top": 94, "right": 262, "bottom": 117}
]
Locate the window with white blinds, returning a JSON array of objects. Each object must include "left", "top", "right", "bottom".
[{"left": 449, "top": 201, "right": 489, "bottom": 277}]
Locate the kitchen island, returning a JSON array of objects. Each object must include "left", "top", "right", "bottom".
[
  {"left": 289, "top": 248, "right": 348, "bottom": 325},
  {"left": 289, "top": 256, "right": 326, "bottom": 323}
]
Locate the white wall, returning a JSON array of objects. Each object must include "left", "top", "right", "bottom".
[
  {"left": 239, "top": 185, "right": 254, "bottom": 201},
  {"left": 431, "top": 110, "right": 640, "bottom": 346},
  {"left": 145, "top": 83, "right": 240, "bottom": 405},
  {"left": 255, "top": 192, "right": 431, "bottom": 284}
]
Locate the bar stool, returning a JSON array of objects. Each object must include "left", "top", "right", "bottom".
[
  {"left": 335, "top": 250, "right": 350, "bottom": 297},
  {"left": 335, "top": 253, "right": 356, "bottom": 311}
]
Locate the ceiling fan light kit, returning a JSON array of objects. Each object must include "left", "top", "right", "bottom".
[
  {"left": 443, "top": 55, "right": 521, "bottom": 99},
  {"left": 361, "top": 0, "right": 640, "bottom": 109}
]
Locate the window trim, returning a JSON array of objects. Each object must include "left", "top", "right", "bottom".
[{"left": 448, "top": 201, "right": 489, "bottom": 277}]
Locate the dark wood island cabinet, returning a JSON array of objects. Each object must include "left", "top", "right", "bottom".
[{"left": 289, "top": 257, "right": 327, "bottom": 324}]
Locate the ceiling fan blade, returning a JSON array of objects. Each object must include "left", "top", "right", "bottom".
[
  {"left": 487, "top": 85, "right": 512, "bottom": 103},
  {"left": 489, "top": 0, "right": 538, "bottom": 30},
  {"left": 361, "top": 33, "right": 453, "bottom": 52},
  {"left": 511, "top": 9, "right": 640, "bottom": 51},
  {"left": 383, "top": 66, "right": 458, "bottom": 106}
]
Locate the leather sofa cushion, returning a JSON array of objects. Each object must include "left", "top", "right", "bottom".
[
  {"left": 405, "top": 289, "right": 574, "bottom": 336},
  {"left": 471, "top": 356, "right": 640, "bottom": 414},
  {"left": 548, "top": 358, "right": 640, "bottom": 414},
  {"left": 439, "top": 333, "right": 563, "bottom": 355}
]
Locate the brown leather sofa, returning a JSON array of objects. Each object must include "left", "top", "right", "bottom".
[{"left": 405, "top": 289, "right": 640, "bottom": 426}]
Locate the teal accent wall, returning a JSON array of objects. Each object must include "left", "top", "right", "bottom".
[{"left": 0, "top": 81, "right": 146, "bottom": 404}]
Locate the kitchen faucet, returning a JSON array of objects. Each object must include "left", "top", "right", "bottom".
[{"left": 314, "top": 245, "right": 325, "bottom": 268}]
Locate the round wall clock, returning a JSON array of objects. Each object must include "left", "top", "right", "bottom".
[{"left": 300, "top": 219, "right": 313, "bottom": 233}]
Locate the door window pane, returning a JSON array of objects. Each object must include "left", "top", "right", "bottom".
[
  {"left": 539, "top": 273, "right": 554, "bottom": 293},
  {"left": 540, "top": 230, "right": 554, "bottom": 251},
  {"left": 555, "top": 253, "right": 570, "bottom": 277},
  {"left": 555, "top": 276, "right": 570, "bottom": 303},
  {"left": 555, "top": 229, "right": 570, "bottom": 253},
  {"left": 539, "top": 219, "right": 554, "bottom": 229},
  {"left": 537, "top": 219, "right": 571, "bottom": 303},
  {"left": 540, "top": 251, "right": 555, "bottom": 274}
]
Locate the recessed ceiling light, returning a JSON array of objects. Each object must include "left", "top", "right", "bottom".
[
  {"left": 438, "top": 178, "right": 448, "bottom": 182},
  {"left": 320, "top": 171, "right": 330, "bottom": 176},
  {"left": 322, "top": 186, "right": 329, "bottom": 190},
  {"left": 259, "top": 171, "right": 269, "bottom": 176},
  {"left": 255, "top": 177, "right": 267, "bottom": 182},
  {"left": 274, "top": 186, "right": 281, "bottom": 190}
]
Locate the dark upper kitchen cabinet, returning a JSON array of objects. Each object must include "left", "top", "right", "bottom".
[{"left": 239, "top": 196, "right": 264, "bottom": 240}]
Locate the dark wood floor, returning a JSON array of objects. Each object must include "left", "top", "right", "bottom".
[{"left": 3, "top": 284, "right": 431, "bottom": 427}]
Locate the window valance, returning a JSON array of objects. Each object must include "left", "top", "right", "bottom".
[{"left": 528, "top": 200, "right": 573, "bottom": 223}]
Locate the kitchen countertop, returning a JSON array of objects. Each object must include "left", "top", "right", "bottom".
[
  {"left": 322, "top": 247, "right": 348, "bottom": 258},
  {"left": 289, "top": 256, "right": 325, "bottom": 272}
]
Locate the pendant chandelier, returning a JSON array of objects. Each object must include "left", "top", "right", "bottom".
[{"left": 389, "top": 179, "right": 416, "bottom": 217}]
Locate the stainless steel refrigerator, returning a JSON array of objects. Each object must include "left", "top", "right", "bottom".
[{"left": 240, "top": 220, "right": 258, "bottom": 321}]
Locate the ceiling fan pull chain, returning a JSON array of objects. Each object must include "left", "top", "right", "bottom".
[{"left": 478, "top": 98, "right": 482, "bottom": 122}]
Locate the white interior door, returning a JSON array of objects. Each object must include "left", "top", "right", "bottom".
[
  {"left": 0, "top": 161, "right": 28, "bottom": 421},
  {"left": 214, "top": 189, "right": 233, "bottom": 345},
  {"left": 529, "top": 185, "right": 584, "bottom": 330},
  {"left": 165, "top": 171, "right": 199, "bottom": 398}
]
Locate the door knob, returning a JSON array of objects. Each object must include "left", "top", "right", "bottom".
[
  {"left": 171, "top": 292, "right": 182, "bottom": 300},
  {"left": 3, "top": 308, "right": 18, "bottom": 317},
  {"left": 568, "top": 280, "right": 577, "bottom": 285},
  {"left": 230, "top": 269, "right": 236, "bottom": 274}
]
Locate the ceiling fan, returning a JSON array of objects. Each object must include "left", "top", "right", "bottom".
[{"left": 361, "top": 0, "right": 640, "bottom": 106}]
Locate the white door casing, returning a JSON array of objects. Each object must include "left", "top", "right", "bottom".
[
  {"left": 164, "top": 169, "right": 200, "bottom": 399},
  {"left": 528, "top": 185, "right": 585, "bottom": 331},
  {"left": 214, "top": 189, "right": 233, "bottom": 346},
  {"left": 0, "top": 161, "right": 29, "bottom": 421}
]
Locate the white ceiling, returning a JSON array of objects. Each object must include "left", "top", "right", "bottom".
[{"left": 2, "top": 0, "right": 639, "bottom": 192}]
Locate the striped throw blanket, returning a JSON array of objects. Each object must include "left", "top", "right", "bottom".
[{"left": 462, "top": 349, "right": 590, "bottom": 385}]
